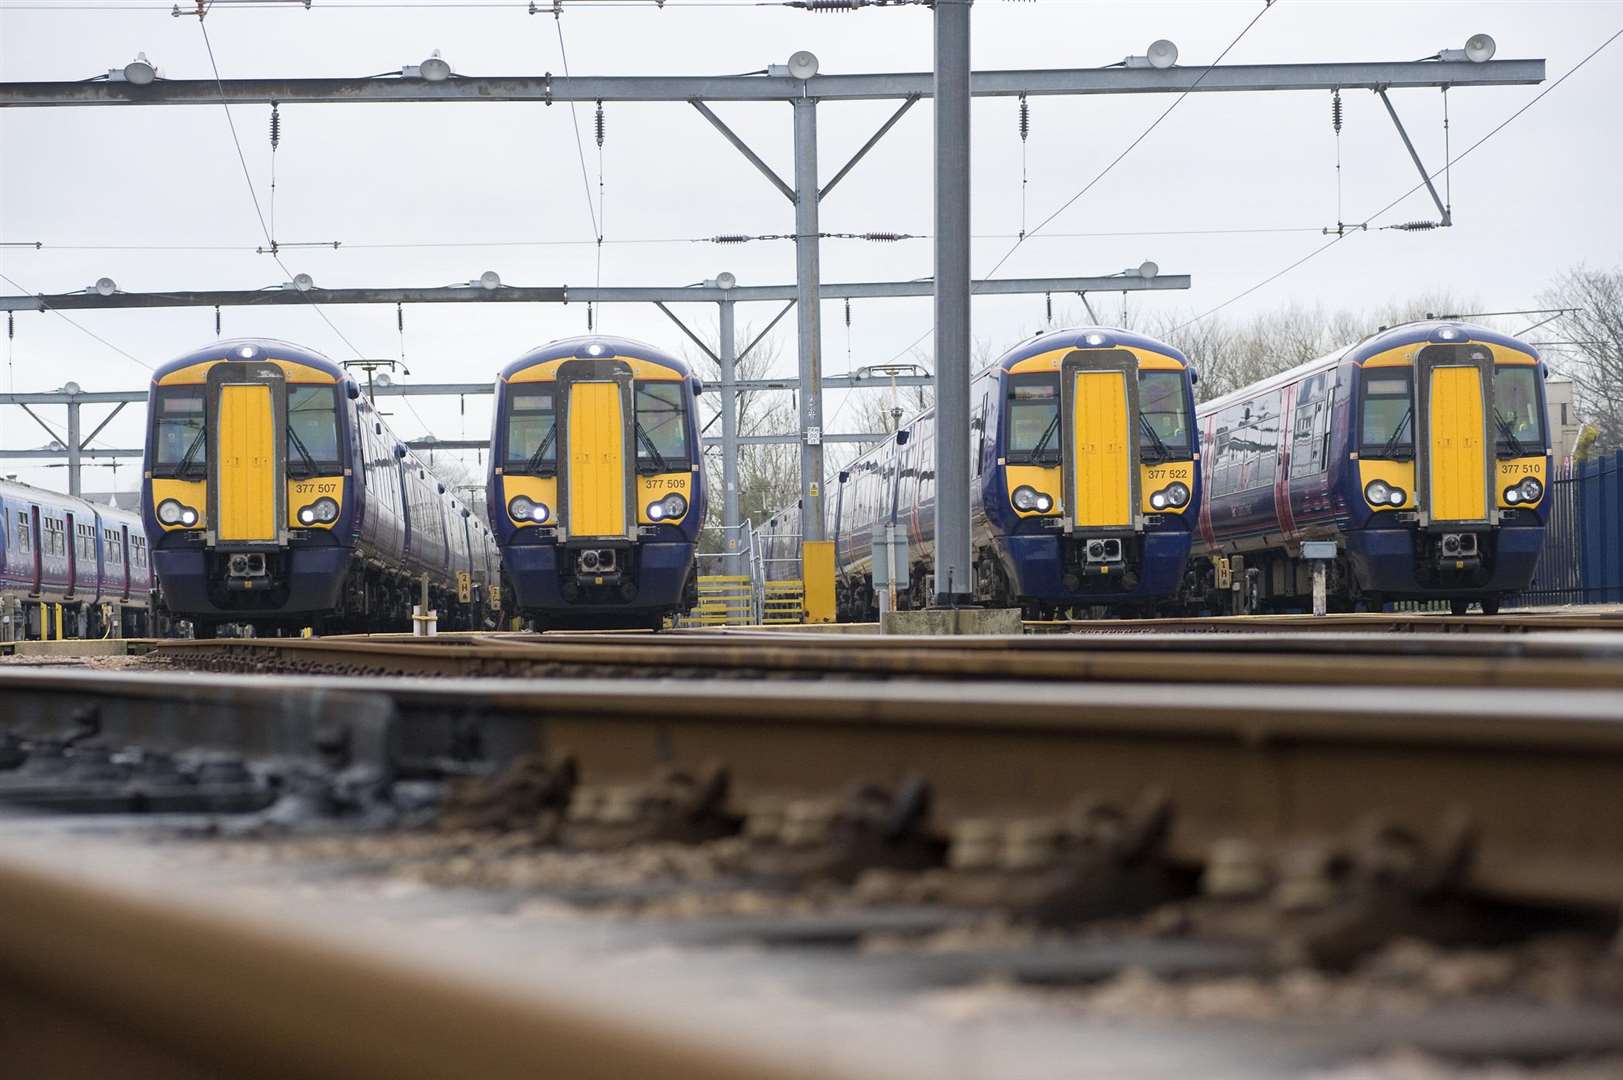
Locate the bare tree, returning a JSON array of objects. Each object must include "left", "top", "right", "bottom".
[
  {"left": 1541, "top": 267, "right": 1623, "bottom": 452},
  {"left": 684, "top": 325, "right": 801, "bottom": 553}
]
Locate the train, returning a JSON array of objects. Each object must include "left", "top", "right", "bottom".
[
  {"left": 0, "top": 479, "right": 154, "bottom": 640},
  {"left": 1192, "top": 319, "right": 1550, "bottom": 615},
  {"left": 143, "top": 338, "right": 502, "bottom": 637},
  {"left": 761, "top": 326, "right": 1201, "bottom": 619},
  {"left": 488, "top": 335, "right": 707, "bottom": 630}
]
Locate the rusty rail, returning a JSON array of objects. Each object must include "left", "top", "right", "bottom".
[{"left": 2, "top": 667, "right": 1621, "bottom": 909}]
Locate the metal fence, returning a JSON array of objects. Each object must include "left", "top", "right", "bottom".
[{"left": 1513, "top": 450, "right": 1623, "bottom": 606}]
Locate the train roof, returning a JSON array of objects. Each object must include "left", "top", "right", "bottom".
[
  {"left": 994, "top": 326, "right": 1191, "bottom": 371},
  {"left": 150, "top": 339, "right": 347, "bottom": 383},
  {"left": 1196, "top": 320, "right": 1541, "bottom": 417},
  {"left": 499, "top": 335, "right": 693, "bottom": 381},
  {"left": 0, "top": 477, "right": 142, "bottom": 524}
]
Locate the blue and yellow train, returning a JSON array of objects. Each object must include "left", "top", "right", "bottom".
[
  {"left": 1193, "top": 319, "right": 1549, "bottom": 614},
  {"left": 487, "top": 336, "right": 706, "bottom": 630},
  {"left": 763, "top": 326, "right": 1201, "bottom": 619},
  {"left": 143, "top": 339, "right": 502, "bottom": 637}
]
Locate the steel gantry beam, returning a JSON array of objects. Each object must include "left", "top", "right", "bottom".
[
  {"left": 0, "top": 60, "right": 1544, "bottom": 108},
  {"left": 0, "top": 274, "right": 1190, "bottom": 313}
]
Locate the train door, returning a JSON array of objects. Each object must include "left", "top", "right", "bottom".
[
  {"left": 28, "top": 506, "right": 42, "bottom": 596},
  {"left": 1417, "top": 344, "right": 1493, "bottom": 527},
  {"left": 64, "top": 511, "right": 79, "bottom": 598},
  {"left": 207, "top": 362, "right": 288, "bottom": 545},
  {"left": 558, "top": 359, "right": 634, "bottom": 541},
  {"left": 1060, "top": 350, "right": 1140, "bottom": 532},
  {"left": 120, "top": 524, "right": 133, "bottom": 600}
]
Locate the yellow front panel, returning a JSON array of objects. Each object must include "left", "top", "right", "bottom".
[
  {"left": 1071, "top": 370, "right": 1131, "bottom": 528},
  {"left": 1428, "top": 366, "right": 1487, "bottom": 522},
  {"left": 1141, "top": 460, "right": 1195, "bottom": 515},
  {"left": 1005, "top": 464, "right": 1062, "bottom": 519},
  {"left": 216, "top": 384, "right": 277, "bottom": 542},
  {"left": 149, "top": 478, "right": 208, "bottom": 532},
  {"left": 287, "top": 476, "right": 345, "bottom": 530},
  {"left": 637, "top": 472, "right": 692, "bottom": 525},
  {"left": 1497, "top": 456, "right": 1546, "bottom": 509},
  {"left": 567, "top": 382, "right": 626, "bottom": 537},
  {"left": 1358, "top": 459, "right": 1417, "bottom": 510},
  {"left": 502, "top": 474, "right": 558, "bottom": 526}
]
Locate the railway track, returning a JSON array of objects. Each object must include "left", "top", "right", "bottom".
[
  {"left": 2, "top": 646, "right": 1621, "bottom": 1077},
  {"left": 148, "top": 625, "right": 1623, "bottom": 689}
]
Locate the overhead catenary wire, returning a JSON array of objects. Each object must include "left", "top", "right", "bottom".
[
  {"left": 980, "top": 0, "right": 1278, "bottom": 281},
  {"left": 1177, "top": 23, "right": 1623, "bottom": 331},
  {"left": 195, "top": 10, "right": 370, "bottom": 361},
  {"left": 0, "top": 271, "right": 153, "bottom": 371}
]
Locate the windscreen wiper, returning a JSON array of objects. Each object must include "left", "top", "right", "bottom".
[
  {"left": 1380, "top": 407, "right": 1414, "bottom": 460},
  {"left": 635, "top": 421, "right": 670, "bottom": 473},
  {"left": 1493, "top": 411, "right": 1526, "bottom": 458},
  {"left": 1138, "top": 414, "right": 1171, "bottom": 463},
  {"left": 174, "top": 427, "right": 207, "bottom": 479},
  {"left": 1028, "top": 413, "right": 1061, "bottom": 461},
  {"left": 523, "top": 426, "right": 557, "bottom": 474},
  {"left": 286, "top": 425, "right": 319, "bottom": 479}
]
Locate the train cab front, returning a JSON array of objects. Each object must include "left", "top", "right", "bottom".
[
  {"left": 991, "top": 330, "right": 1199, "bottom": 610},
  {"left": 492, "top": 339, "right": 703, "bottom": 628},
  {"left": 144, "top": 342, "right": 352, "bottom": 622},
  {"left": 1343, "top": 323, "right": 1549, "bottom": 610}
]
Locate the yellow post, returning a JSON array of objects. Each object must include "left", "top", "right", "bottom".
[
  {"left": 802, "top": 540, "right": 836, "bottom": 625},
  {"left": 53, "top": 604, "right": 63, "bottom": 641}
]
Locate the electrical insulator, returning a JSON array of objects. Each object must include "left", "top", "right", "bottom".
[
  {"left": 6, "top": 311, "right": 13, "bottom": 340},
  {"left": 1331, "top": 90, "right": 1342, "bottom": 135},
  {"left": 397, "top": 303, "right": 404, "bottom": 333},
  {"left": 801, "top": 0, "right": 865, "bottom": 10},
  {"left": 214, "top": 306, "right": 221, "bottom": 335},
  {"left": 844, "top": 298, "right": 851, "bottom": 328},
  {"left": 594, "top": 101, "right": 605, "bottom": 148},
  {"left": 269, "top": 103, "right": 281, "bottom": 150},
  {"left": 860, "top": 232, "right": 906, "bottom": 242},
  {"left": 587, "top": 302, "right": 595, "bottom": 331},
  {"left": 1045, "top": 292, "right": 1052, "bottom": 323},
  {"left": 1393, "top": 220, "right": 1439, "bottom": 232},
  {"left": 1018, "top": 94, "right": 1029, "bottom": 142},
  {"left": 711, "top": 235, "right": 751, "bottom": 245}
]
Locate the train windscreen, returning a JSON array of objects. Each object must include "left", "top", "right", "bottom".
[{"left": 1137, "top": 371, "right": 1191, "bottom": 460}]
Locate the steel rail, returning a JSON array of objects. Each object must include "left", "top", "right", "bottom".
[
  {"left": 148, "top": 632, "right": 1623, "bottom": 689},
  {"left": 1, "top": 667, "right": 1620, "bottom": 908},
  {"left": 0, "top": 839, "right": 829, "bottom": 1080}
]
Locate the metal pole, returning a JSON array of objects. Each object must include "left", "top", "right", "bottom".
[
  {"left": 932, "top": 0, "right": 973, "bottom": 606},
  {"left": 718, "top": 297, "right": 741, "bottom": 574},
  {"left": 792, "top": 96, "right": 825, "bottom": 544},
  {"left": 66, "top": 396, "right": 82, "bottom": 497}
]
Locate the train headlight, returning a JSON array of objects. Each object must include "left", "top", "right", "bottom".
[
  {"left": 1150, "top": 481, "right": 1191, "bottom": 511},
  {"left": 646, "top": 493, "right": 688, "bottom": 521},
  {"left": 1012, "top": 485, "right": 1054, "bottom": 514},
  {"left": 508, "top": 495, "right": 550, "bottom": 524},
  {"left": 1365, "top": 480, "right": 1404, "bottom": 507},
  {"left": 1518, "top": 477, "right": 1542, "bottom": 503},
  {"left": 297, "top": 497, "right": 340, "bottom": 526},
  {"left": 157, "top": 498, "right": 199, "bottom": 528}
]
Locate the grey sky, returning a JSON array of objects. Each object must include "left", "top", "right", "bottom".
[{"left": 2, "top": 0, "right": 1619, "bottom": 491}]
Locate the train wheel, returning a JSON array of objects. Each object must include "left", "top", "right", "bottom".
[
  {"left": 1449, "top": 599, "right": 1471, "bottom": 616},
  {"left": 191, "top": 619, "right": 218, "bottom": 640},
  {"left": 1480, "top": 595, "right": 1502, "bottom": 616}
]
